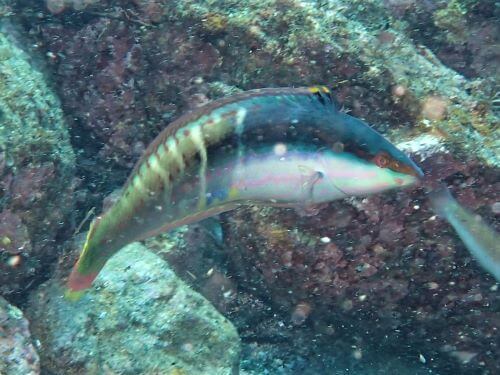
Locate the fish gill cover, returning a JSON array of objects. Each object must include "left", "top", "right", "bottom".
[{"left": 0, "top": 1, "right": 499, "bottom": 375}]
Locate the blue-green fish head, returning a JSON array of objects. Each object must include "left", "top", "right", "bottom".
[{"left": 320, "top": 111, "right": 423, "bottom": 196}]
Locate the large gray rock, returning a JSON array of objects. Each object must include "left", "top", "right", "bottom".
[
  {"left": 27, "top": 243, "right": 240, "bottom": 375},
  {"left": 0, "top": 296, "right": 40, "bottom": 375},
  {"left": 0, "top": 28, "right": 75, "bottom": 297}
]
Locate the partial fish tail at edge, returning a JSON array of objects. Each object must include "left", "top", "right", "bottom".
[{"left": 428, "top": 184, "right": 500, "bottom": 282}]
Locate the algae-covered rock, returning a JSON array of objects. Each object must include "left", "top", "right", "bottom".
[
  {"left": 0, "top": 30, "right": 75, "bottom": 297},
  {"left": 27, "top": 242, "right": 240, "bottom": 375},
  {"left": 0, "top": 296, "right": 40, "bottom": 375}
]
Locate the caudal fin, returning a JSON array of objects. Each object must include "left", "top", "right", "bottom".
[
  {"left": 67, "top": 262, "right": 98, "bottom": 291},
  {"left": 65, "top": 220, "right": 101, "bottom": 300}
]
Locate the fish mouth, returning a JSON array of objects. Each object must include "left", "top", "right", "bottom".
[
  {"left": 408, "top": 166, "right": 424, "bottom": 179},
  {"left": 390, "top": 159, "right": 424, "bottom": 180},
  {"left": 393, "top": 160, "right": 423, "bottom": 187}
]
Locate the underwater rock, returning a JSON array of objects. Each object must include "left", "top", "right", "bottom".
[
  {"left": 0, "top": 30, "right": 75, "bottom": 298},
  {"left": 146, "top": 223, "right": 238, "bottom": 315},
  {"left": 0, "top": 297, "right": 40, "bottom": 375},
  {"left": 384, "top": 0, "right": 499, "bottom": 80},
  {"left": 26, "top": 242, "right": 240, "bottom": 375}
]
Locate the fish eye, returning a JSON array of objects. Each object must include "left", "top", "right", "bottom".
[{"left": 373, "top": 152, "right": 390, "bottom": 168}]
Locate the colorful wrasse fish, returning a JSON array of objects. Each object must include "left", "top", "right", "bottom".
[{"left": 66, "top": 86, "right": 497, "bottom": 296}]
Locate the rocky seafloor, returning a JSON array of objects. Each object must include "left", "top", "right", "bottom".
[{"left": 0, "top": 0, "right": 498, "bottom": 374}]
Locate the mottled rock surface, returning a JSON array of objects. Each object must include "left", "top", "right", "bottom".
[
  {"left": 384, "top": 0, "right": 499, "bottom": 80},
  {"left": 0, "top": 30, "right": 75, "bottom": 297},
  {"left": 27, "top": 243, "right": 240, "bottom": 375},
  {"left": 0, "top": 296, "right": 40, "bottom": 375}
]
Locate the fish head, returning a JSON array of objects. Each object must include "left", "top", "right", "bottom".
[{"left": 321, "top": 113, "right": 423, "bottom": 197}]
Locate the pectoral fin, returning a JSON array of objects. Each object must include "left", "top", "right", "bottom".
[{"left": 296, "top": 165, "right": 324, "bottom": 216}]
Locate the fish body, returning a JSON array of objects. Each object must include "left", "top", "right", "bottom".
[{"left": 68, "top": 86, "right": 422, "bottom": 292}]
